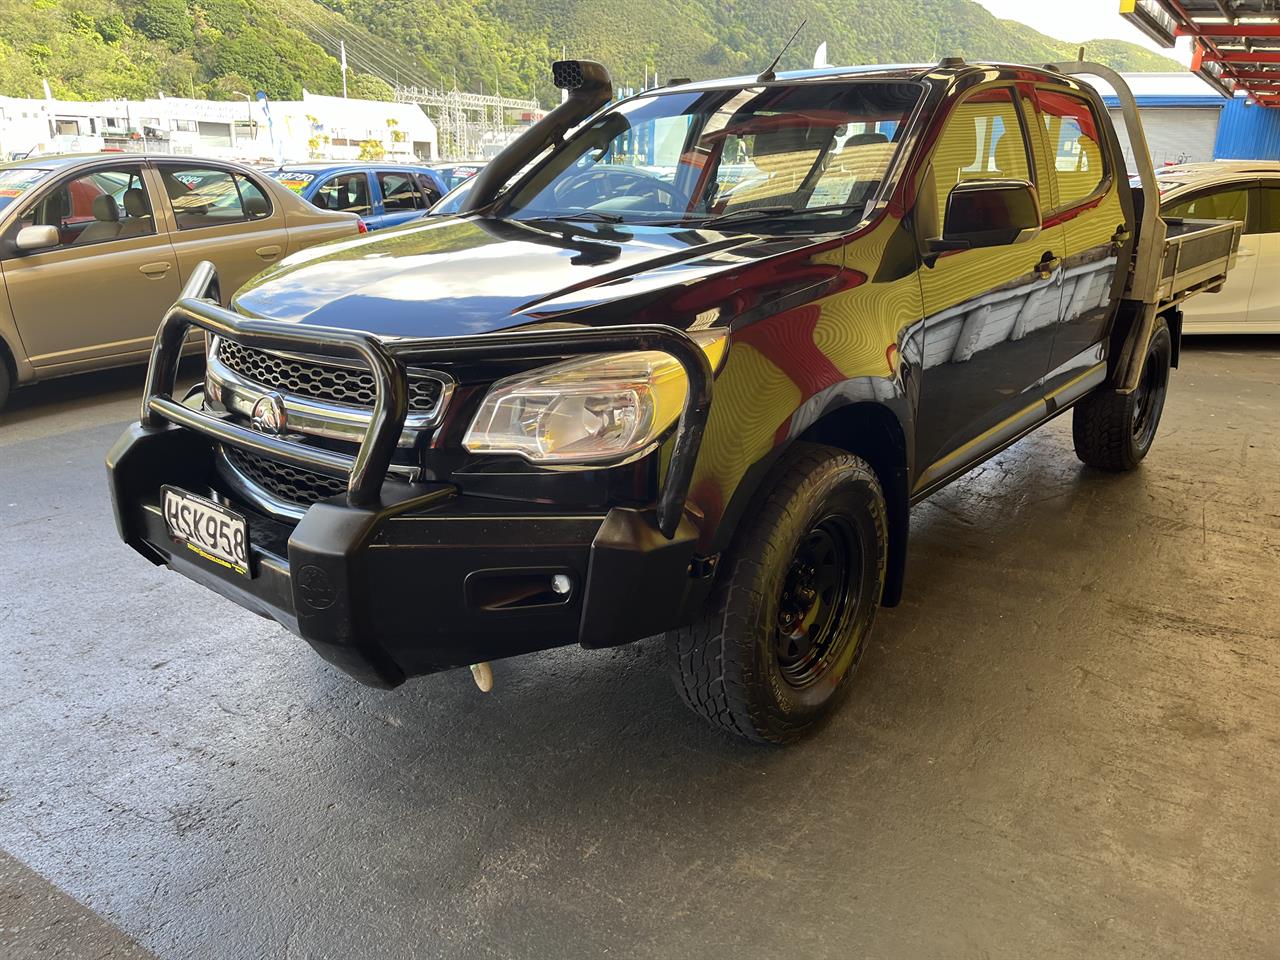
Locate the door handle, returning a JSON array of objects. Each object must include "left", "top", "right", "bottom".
[
  {"left": 1035, "top": 253, "right": 1061, "bottom": 280},
  {"left": 139, "top": 261, "right": 171, "bottom": 277},
  {"left": 255, "top": 244, "right": 282, "bottom": 260}
]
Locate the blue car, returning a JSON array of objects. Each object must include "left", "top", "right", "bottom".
[{"left": 265, "top": 163, "right": 447, "bottom": 231}]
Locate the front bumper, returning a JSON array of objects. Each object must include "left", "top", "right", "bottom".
[
  {"left": 108, "top": 422, "right": 705, "bottom": 687},
  {"left": 112, "top": 262, "right": 714, "bottom": 687}
]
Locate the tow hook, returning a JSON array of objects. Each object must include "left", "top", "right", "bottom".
[{"left": 469, "top": 662, "right": 494, "bottom": 693}]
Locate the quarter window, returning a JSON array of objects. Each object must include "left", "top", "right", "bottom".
[
  {"left": 314, "top": 173, "right": 371, "bottom": 215},
  {"left": 378, "top": 171, "right": 423, "bottom": 211},
  {"left": 1038, "top": 91, "right": 1106, "bottom": 208},
  {"left": 16, "top": 166, "right": 155, "bottom": 248}
]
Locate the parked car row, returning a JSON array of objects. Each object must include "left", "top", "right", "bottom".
[
  {"left": 0, "top": 153, "right": 363, "bottom": 409},
  {"left": 265, "top": 163, "right": 447, "bottom": 232}
]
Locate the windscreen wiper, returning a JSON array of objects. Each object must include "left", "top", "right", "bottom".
[
  {"left": 655, "top": 202, "right": 867, "bottom": 228},
  {"left": 535, "top": 211, "right": 625, "bottom": 224}
]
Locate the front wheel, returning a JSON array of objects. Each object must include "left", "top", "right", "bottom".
[
  {"left": 1072, "top": 315, "right": 1172, "bottom": 471},
  {"left": 666, "top": 443, "right": 888, "bottom": 743}
]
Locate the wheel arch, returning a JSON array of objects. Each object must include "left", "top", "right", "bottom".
[
  {"left": 796, "top": 401, "right": 912, "bottom": 607},
  {"left": 705, "top": 391, "right": 914, "bottom": 608}
]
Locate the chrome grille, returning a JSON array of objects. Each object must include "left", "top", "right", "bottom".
[
  {"left": 223, "top": 446, "right": 346, "bottom": 507},
  {"left": 216, "top": 339, "right": 444, "bottom": 413}
]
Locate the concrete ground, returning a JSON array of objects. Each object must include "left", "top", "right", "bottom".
[{"left": 1, "top": 340, "right": 1277, "bottom": 960}]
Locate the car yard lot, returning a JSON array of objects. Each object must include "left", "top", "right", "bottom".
[{"left": 1, "top": 339, "right": 1277, "bottom": 959}]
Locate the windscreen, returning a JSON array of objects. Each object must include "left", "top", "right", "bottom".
[
  {"left": 0, "top": 168, "right": 51, "bottom": 213},
  {"left": 498, "top": 81, "right": 922, "bottom": 228}
]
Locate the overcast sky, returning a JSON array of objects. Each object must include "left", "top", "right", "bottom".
[{"left": 973, "top": 0, "right": 1192, "bottom": 65}]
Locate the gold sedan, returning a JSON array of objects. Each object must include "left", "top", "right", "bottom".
[{"left": 0, "top": 154, "right": 363, "bottom": 409}]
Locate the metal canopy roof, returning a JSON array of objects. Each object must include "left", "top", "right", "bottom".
[{"left": 1122, "top": 0, "right": 1280, "bottom": 105}]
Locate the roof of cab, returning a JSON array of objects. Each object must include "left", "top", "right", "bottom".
[{"left": 655, "top": 60, "right": 1072, "bottom": 95}]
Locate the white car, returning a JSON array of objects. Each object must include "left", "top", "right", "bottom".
[{"left": 1155, "top": 161, "right": 1280, "bottom": 334}]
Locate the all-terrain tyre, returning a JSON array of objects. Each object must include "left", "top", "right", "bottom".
[
  {"left": 666, "top": 443, "right": 888, "bottom": 743},
  {"left": 1072, "top": 315, "right": 1172, "bottom": 471}
]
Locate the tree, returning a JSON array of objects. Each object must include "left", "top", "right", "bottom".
[
  {"left": 135, "top": 0, "right": 193, "bottom": 48},
  {"left": 348, "top": 72, "right": 395, "bottom": 101},
  {"left": 357, "top": 139, "right": 385, "bottom": 161}
]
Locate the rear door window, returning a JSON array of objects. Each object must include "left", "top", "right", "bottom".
[
  {"left": 415, "top": 173, "right": 442, "bottom": 206},
  {"left": 1037, "top": 90, "right": 1107, "bottom": 208},
  {"left": 314, "top": 172, "right": 372, "bottom": 215},
  {"left": 377, "top": 171, "right": 423, "bottom": 211},
  {"left": 159, "top": 165, "right": 269, "bottom": 230}
]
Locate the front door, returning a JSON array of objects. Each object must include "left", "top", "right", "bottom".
[
  {"left": 1, "top": 162, "right": 181, "bottom": 368},
  {"left": 311, "top": 171, "right": 373, "bottom": 224},
  {"left": 913, "top": 86, "right": 1065, "bottom": 491}
]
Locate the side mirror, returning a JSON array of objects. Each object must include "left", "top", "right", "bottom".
[
  {"left": 15, "top": 224, "right": 60, "bottom": 252},
  {"left": 928, "top": 179, "right": 1041, "bottom": 254}
]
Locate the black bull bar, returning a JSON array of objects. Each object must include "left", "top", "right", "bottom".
[{"left": 143, "top": 261, "right": 714, "bottom": 538}]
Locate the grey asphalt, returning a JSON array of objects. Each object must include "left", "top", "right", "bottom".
[{"left": 1, "top": 342, "right": 1278, "bottom": 960}]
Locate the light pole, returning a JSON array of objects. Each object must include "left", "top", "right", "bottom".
[{"left": 233, "top": 91, "right": 255, "bottom": 143}]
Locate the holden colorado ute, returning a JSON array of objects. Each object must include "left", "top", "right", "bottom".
[{"left": 108, "top": 58, "right": 1239, "bottom": 743}]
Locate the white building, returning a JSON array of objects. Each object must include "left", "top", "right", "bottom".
[{"left": 0, "top": 90, "right": 437, "bottom": 164}]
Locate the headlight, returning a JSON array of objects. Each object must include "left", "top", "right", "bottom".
[{"left": 463, "top": 331, "right": 726, "bottom": 464}]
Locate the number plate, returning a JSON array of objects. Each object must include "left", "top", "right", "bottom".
[{"left": 162, "top": 486, "right": 250, "bottom": 576}]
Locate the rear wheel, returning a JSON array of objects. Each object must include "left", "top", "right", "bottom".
[
  {"left": 1072, "top": 315, "right": 1171, "bottom": 471},
  {"left": 666, "top": 443, "right": 888, "bottom": 743}
]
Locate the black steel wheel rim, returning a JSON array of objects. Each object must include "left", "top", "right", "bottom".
[
  {"left": 1132, "top": 340, "right": 1167, "bottom": 446},
  {"left": 775, "top": 513, "right": 864, "bottom": 688}
]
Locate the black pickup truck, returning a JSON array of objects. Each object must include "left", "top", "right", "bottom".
[{"left": 109, "top": 58, "right": 1239, "bottom": 742}]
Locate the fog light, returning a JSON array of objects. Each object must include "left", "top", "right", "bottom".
[{"left": 551, "top": 574, "right": 572, "bottom": 595}]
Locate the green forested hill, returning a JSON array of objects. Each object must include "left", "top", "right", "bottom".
[{"left": 0, "top": 0, "right": 1179, "bottom": 106}]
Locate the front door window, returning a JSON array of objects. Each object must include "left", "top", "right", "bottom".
[{"left": 16, "top": 166, "right": 155, "bottom": 248}]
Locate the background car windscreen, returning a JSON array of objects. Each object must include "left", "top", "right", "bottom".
[{"left": 0, "top": 168, "right": 51, "bottom": 213}]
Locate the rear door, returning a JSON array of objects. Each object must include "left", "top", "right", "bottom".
[
  {"left": 913, "top": 85, "right": 1065, "bottom": 490},
  {"left": 154, "top": 162, "right": 288, "bottom": 304},
  {"left": 1, "top": 161, "right": 180, "bottom": 368},
  {"left": 1163, "top": 181, "right": 1258, "bottom": 329},
  {"left": 311, "top": 171, "right": 373, "bottom": 221},
  {"left": 374, "top": 170, "right": 427, "bottom": 229},
  {"left": 415, "top": 172, "right": 444, "bottom": 208},
  {"left": 1034, "top": 85, "right": 1126, "bottom": 397}
]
